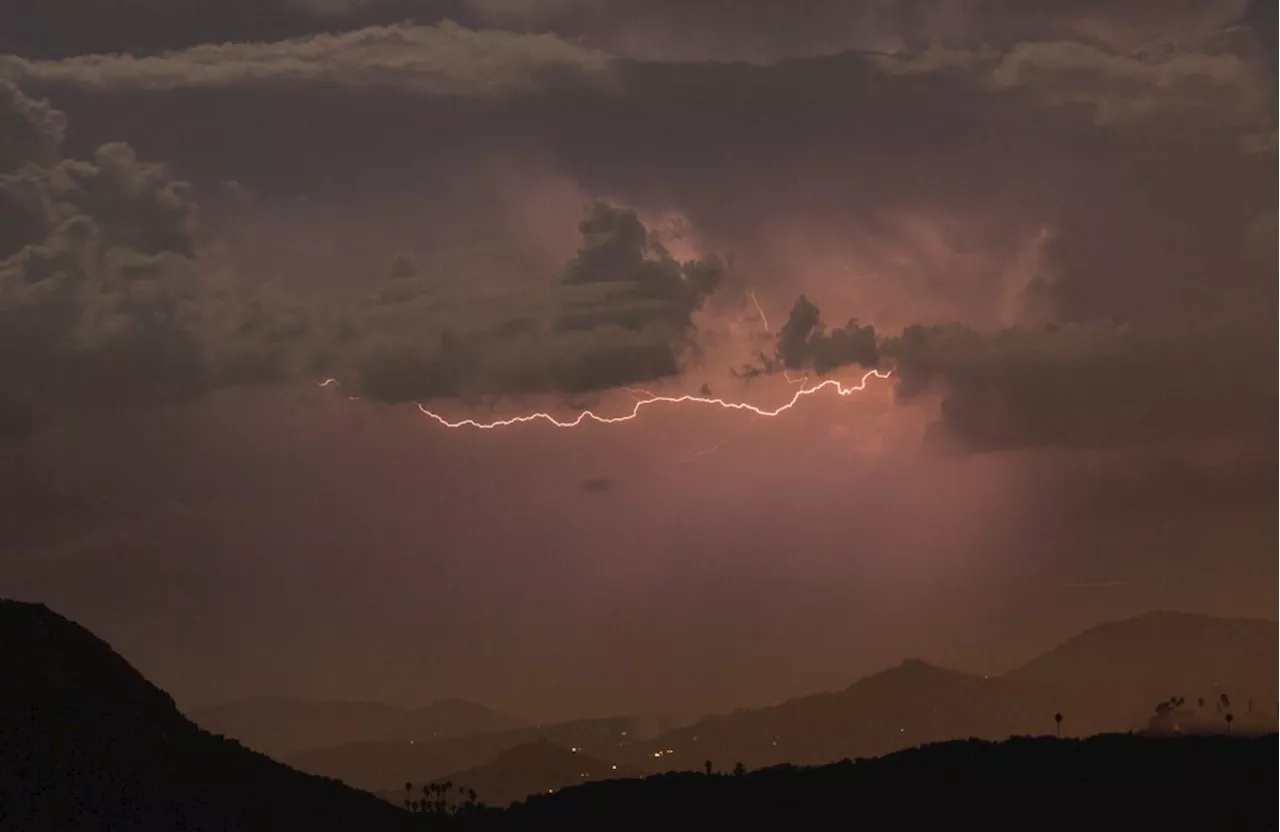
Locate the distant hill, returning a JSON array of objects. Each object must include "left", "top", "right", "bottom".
[
  {"left": 1006, "top": 611, "right": 1278, "bottom": 733},
  {"left": 287, "top": 716, "right": 640, "bottom": 793},
  {"left": 0, "top": 599, "right": 416, "bottom": 832},
  {"left": 488, "top": 735, "right": 1275, "bottom": 829},
  {"left": 609, "top": 611, "right": 1277, "bottom": 774},
  {"left": 378, "top": 738, "right": 646, "bottom": 809},
  {"left": 190, "top": 695, "right": 527, "bottom": 757},
  {"left": 615, "top": 659, "right": 1060, "bottom": 772}
]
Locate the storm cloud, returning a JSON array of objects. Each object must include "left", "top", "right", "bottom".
[
  {"left": 0, "top": 82, "right": 204, "bottom": 435},
  {"left": 326, "top": 199, "right": 728, "bottom": 403},
  {"left": 0, "top": 22, "right": 613, "bottom": 97},
  {"left": 466, "top": 0, "right": 1262, "bottom": 61},
  {"left": 1, "top": 12, "right": 1273, "bottom": 452},
  {"left": 0, "top": 2, "right": 1275, "bottom": 722},
  {"left": 0, "top": 81, "right": 735, "bottom": 432}
]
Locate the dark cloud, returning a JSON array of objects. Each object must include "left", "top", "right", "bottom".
[
  {"left": 0, "top": 1, "right": 471, "bottom": 60},
  {"left": 775, "top": 295, "right": 878, "bottom": 374},
  {"left": 325, "top": 200, "right": 728, "bottom": 402},
  {"left": 468, "top": 0, "right": 1259, "bottom": 61},
  {"left": 1, "top": 78, "right": 741, "bottom": 432},
  {"left": 744, "top": 293, "right": 1274, "bottom": 452},
  {"left": 0, "top": 23, "right": 613, "bottom": 98},
  {"left": 2, "top": 0, "right": 1266, "bottom": 67},
  {"left": 579, "top": 476, "right": 616, "bottom": 494},
  {"left": 0, "top": 83, "right": 208, "bottom": 436},
  {"left": 882, "top": 323, "right": 1275, "bottom": 451},
  {"left": 870, "top": 40, "right": 1267, "bottom": 125},
  {"left": 0, "top": 83, "right": 66, "bottom": 171},
  {"left": 3, "top": 13, "right": 1273, "bottom": 456}
]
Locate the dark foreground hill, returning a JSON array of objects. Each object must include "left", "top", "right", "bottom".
[
  {"left": 190, "top": 695, "right": 527, "bottom": 758},
  {"left": 377, "top": 738, "right": 647, "bottom": 809},
  {"left": 0, "top": 599, "right": 419, "bottom": 832},
  {"left": 0, "top": 597, "right": 1273, "bottom": 830},
  {"left": 481, "top": 734, "right": 1276, "bottom": 830}
]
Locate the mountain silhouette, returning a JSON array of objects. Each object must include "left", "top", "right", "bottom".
[
  {"left": 381, "top": 738, "right": 646, "bottom": 808},
  {"left": 0, "top": 599, "right": 415, "bottom": 832},
  {"left": 622, "top": 659, "right": 1059, "bottom": 771},
  {"left": 1006, "top": 611, "right": 1278, "bottom": 732},
  {"left": 287, "top": 716, "right": 637, "bottom": 792},
  {"left": 612, "top": 612, "right": 1276, "bottom": 772},
  {"left": 190, "top": 695, "right": 527, "bottom": 757}
]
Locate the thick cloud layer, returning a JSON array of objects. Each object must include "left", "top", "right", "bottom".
[
  {"left": 3, "top": 0, "right": 1265, "bottom": 64},
  {"left": 1, "top": 15, "right": 1273, "bottom": 454},
  {"left": 0, "top": 0, "right": 462, "bottom": 60},
  {"left": 0, "top": 23, "right": 612, "bottom": 97},
  {"left": 468, "top": 0, "right": 1262, "bottom": 61}
]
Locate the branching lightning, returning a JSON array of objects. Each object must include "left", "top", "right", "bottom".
[
  {"left": 748, "top": 289, "right": 772, "bottom": 333},
  {"left": 749, "top": 289, "right": 807, "bottom": 386}
]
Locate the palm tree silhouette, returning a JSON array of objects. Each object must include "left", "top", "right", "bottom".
[
  {"left": 1225, "top": 713, "right": 1234, "bottom": 733},
  {"left": 1054, "top": 712, "right": 1063, "bottom": 737}
]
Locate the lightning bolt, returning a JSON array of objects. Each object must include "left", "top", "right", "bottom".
[
  {"left": 317, "top": 289, "right": 889, "bottom": 431},
  {"left": 748, "top": 289, "right": 807, "bottom": 386},
  {"left": 412, "top": 369, "right": 891, "bottom": 429},
  {"left": 317, "top": 378, "right": 360, "bottom": 401},
  {"left": 681, "top": 435, "right": 738, "bottom": 464},
  {"left": 748, "top": 289, "right": 771, "bottom": 332}
]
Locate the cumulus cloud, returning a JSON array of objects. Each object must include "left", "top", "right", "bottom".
[
  {"left": 0, "top": 83, "right": 66, "bottom": 171},
  {"left": 0, "top": 82, "right": 209, "bottom": 435},
  {"left": 0, "top": 79, "right": 742, "bottom": 432},
  {"left": 774, "top": 295, "right": 878, "bottom": 374},
  {"left": 0, "top": 23, "right": 613, "bottom": 97},
  {"left": 321, "top": 200, "right": 728, "bottom": 402}
]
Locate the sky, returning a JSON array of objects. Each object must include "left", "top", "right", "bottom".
[{"left": 0, "top": 0, "right": 1275, "bottom": 722}]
